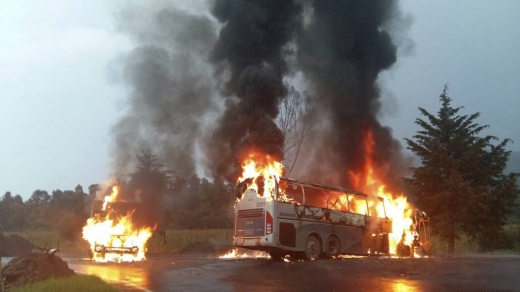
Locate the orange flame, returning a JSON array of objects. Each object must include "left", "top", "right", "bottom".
[
  {"left": 349, "top": 130, "right": 415, "bottom": 255},
  {"left": 82, "top": 185, "right": 154, "bottom": 262},
  {"left": 219, "top": 248, "right": 270, "bottom": 259},
  {"left": 238, "top": 150, "right": 284, "bottom": 200},
  {"left": 102, "top": 185, "right": 118, "bottom": 210}
]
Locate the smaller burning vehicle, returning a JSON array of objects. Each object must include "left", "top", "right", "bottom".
[
  {"left": 88, "top": 200, "right": 140, "bottom": 260},
  {"left": 396, "top": 209, "right": 431, "bottom": 257},
  {"left": 82, "top": 186, "right": 154, "bottom": 262}
]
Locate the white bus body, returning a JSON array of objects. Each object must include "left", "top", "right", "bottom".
[{"left": 234, "top": 177, "right": 392, "bottom": 260}]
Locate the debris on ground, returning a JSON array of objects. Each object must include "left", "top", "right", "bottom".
[{"left": 1, "top": 249, "right": 75, "bottom": 289}]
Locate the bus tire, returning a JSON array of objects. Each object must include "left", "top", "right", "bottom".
[
  {"left": 304, "top": 235, "right": 321, "bottom": 260},
  {"left": 325, "top": 236, "right": 341, "bottom": 258}
]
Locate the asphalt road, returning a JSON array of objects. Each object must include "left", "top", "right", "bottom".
[{"left": 66, "top": 254, "right": 520, "bottom": 292}]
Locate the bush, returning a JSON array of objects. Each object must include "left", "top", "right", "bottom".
[
  {"left": 431, "top": 224, "right": 520, "bottom": 254},
  {"left": 146, "top": 229, "right": 233, "bottom": 253},
  {"left": 431, "top": 234, "right": 479, "bottom": 254}
]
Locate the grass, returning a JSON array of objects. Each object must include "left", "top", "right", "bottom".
[
  {"left": 430, "top": 223, "right": 520, "bottom": 254},
  {"left": 9, "top": 275, "right": 118, "bottom": 292},
  {"left": 146, "top": 229, "right": 233, "bottom": 253},
  {"left": 4, "top": 230, "right": 90, "bottom": 252},
  {"left": 5, "top": 229, "right": 233, "bottom": 254},
  {"left": 431, "top": 234, "right": 479, "bottom": 254},
  {"left": 1, "top": 229, "right": 232, "bottom": 291}
]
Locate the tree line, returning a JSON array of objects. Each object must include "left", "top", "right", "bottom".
[
  {"left": 1, "top": 85, "right": 518, "bottom": 253},
  {"left": 0, "top": 151, "right": 237, "bottom": 239},
  {"left": 0, "top": 186, "right": 90, "bottom": 239}
]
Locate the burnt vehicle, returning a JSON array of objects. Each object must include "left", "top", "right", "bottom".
[
  {"left": 87, "top": 200, "right": 145, "bottom": 261},
  {"left": 396, "top": 209, "right": 431, "bottom": 257},
  {"left": 234, "top": 177, "right": 393, "bottom": 260}
]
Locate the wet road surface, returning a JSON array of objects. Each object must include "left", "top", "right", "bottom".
[{"left": 67, "top": 254, "right": 520, "bottom": 292}]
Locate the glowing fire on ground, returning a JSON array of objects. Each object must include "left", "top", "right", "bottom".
[
  {"left": 349, "top": 129, "right": 415, "bottom": 255},
  {"left": 82, "top": 185, "right": 154, "bottom": 262},
  {"left": 237, "top": 150, "right": 284, "bottom": 200},
  {"left": 219, "top": 248, "right": 270, "bottom": 259}
]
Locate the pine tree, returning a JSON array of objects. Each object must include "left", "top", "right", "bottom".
[
  {"left": 129, "top": 148, "right": 173, "bottom": 231},
  {"left": 405, "top": 85, "right": 519, "bottom": 253}
]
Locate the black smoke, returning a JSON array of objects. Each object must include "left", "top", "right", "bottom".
[
  {"left": 293, "top": 0, "right": 411, "bottom": 190},
  {"left": 111, "top": 4, "right": 218, "bottom": 176},
  {"left": 108, "top": 4, "right": 218, "bottom": 226},
  {"left": 206, "top": 0, "right": 302, "bottom": 181},
  {"left": 110, "top": 0, "right": 411, "bottom": 194}
]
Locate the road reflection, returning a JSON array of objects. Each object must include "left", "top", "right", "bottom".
[
  {"left": 390, "top": 279, "right": 418, "bottom": 292},
  {"left": 229, "top": 276, "right": 423, "bottom": 292},
  {"left": 68, "top": 258, "right": 427, "bottom": 292},
  {"left": 69, "top": 261, "right": 155, "bottom": 291}
]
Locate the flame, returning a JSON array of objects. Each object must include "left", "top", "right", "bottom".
[
  {"left": 236, "top": 134, "right": 417, "bottom": 256},
  {"left": 82, "top": 185, "right": 154, "bottom": 262},
  {"left": 102, "top": 185, "right": 118, "bottom": 210},
  {"left": 219, "top": 248, "right": 270, "bottom": 259},
  {"left": 237, "top": 150, "right": 284, "bottom": 200},
  {"left": 350, "top": 130, "right": 415, "bottom": 255}
]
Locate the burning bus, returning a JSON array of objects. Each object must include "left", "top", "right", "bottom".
[
  {"left": 234, "top": 177, "right": 392, "bottom": 260},
  {"left": 82, "top": 185, "right": 154, "bottom": 262},
  {"left": 234, "top": 176, "right": 431, "bottom": 260}
]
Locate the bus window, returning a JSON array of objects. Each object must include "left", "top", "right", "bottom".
[
  {"left": 327, "top": 191, "right": 349, "bottom": 212},
  {"left": 349, "top": 194, "right": 368, "bottom": 215},
  {"left": 303, "top": 186, "right": 327, "bottom": 208},
  {"left": 278, "top": 181, "right": 304, "bottom": 204},
  {"left": 368, "top": 197, "right": 386, "bottom": 218}
]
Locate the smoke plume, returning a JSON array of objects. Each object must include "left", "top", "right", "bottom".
[
  {"left": 293, "top": 0, "right": 411, "bottom": 190},
  {"left": 206, "top": 0, "right": 302, "bottom": 181},
  {"left": 110, "top": 0, "right": 411, "bottom": 193},
  {"left": 111, "top": 3, "right": 218, "bottom": 176}
]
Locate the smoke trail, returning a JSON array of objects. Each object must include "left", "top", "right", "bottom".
[
  {"left": 110, "top": 0, "right": 411, "bottom": 194},
  {"left": 206, "top": 0, "right": 302, "bottom": 181},
  {"left": 108, "top": 3, "right": 218, "bottom": 226},
  {"left": 294, "top": 0, "right": 410, "bottom": 190},
  {"left": 111, "top": 3, "right": 218, "bottom": 176}
]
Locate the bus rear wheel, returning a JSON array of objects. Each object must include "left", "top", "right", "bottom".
[
  {"left": 325, "top": 236, "right": 341, "bottom": 258},
  {"left": 304, "top": 235, "right": 321, "bottom": 260}
]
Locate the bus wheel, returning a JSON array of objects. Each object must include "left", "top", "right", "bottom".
[
  {"left": 305, "top": 235, "right": 321, "bottom": 260},
  {"left": 269, "top": 252, "right": 285, "bottom": 261},
  {"left": 325, "top": 236, "right": 341, "bottom": 258}
]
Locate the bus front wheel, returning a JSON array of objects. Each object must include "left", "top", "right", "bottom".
[{"left": 305, "top": 235, "right": 321, "bottom": 260}]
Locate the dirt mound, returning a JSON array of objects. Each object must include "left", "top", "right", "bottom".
[
  {"left": 178, "top": 241, "right": 233, "bottom": 257},
  {"left": 0, "top": 234, "right": 39, "bottom": 257},
  {"left": 1, "top": 252, "right": 75, "bottom": 289}
]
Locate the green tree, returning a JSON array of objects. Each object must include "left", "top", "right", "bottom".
[
  {"left": 129, "top": 148, "right": 171, "bottom": 228},
  {"left": 405, "top": 85, "right": 519, "bottom": 253},
  {"left": 27, "top": 190, "right": 51, "bottom": 206},
  {"left": 0, "top": 192, "right": 28, "bottom": 231},
  {"left": 167, "top": 175, "right": 235, "bottom": 229},
  {"left": 88, "top": 184, "right": 100, "bottom": 196}
]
